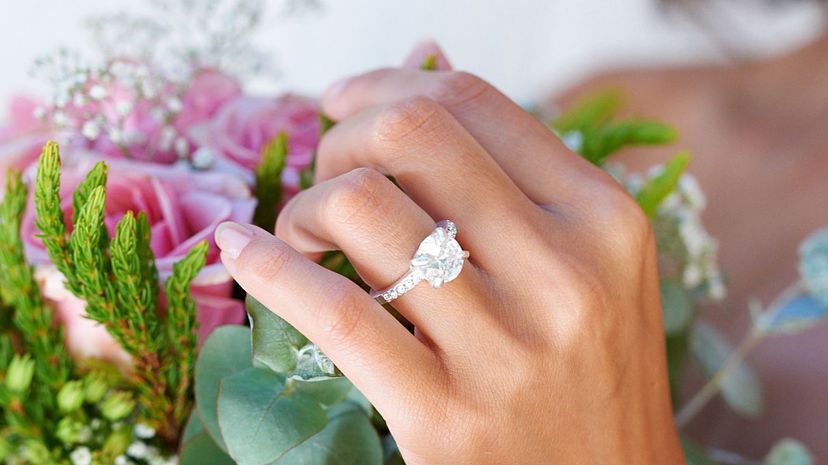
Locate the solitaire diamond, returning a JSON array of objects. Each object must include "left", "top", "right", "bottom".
[
  {"left": 411, "top": 222, "right": 467, "bottom": 288},
  {"left": 370, "top": 220, "right": 470, "bottom": 304}
]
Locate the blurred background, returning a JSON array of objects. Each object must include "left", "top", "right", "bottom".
[
  {"left": 0, "top": 0, "right": 824, "bottom": 105},
  {"left": 2, "top": 0, "right": 827, "bottom": 462}
]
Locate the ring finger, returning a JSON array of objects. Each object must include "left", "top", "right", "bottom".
[
  {"left": 315, "top": 96, "right": 538, "bottom": 266},
  {"left": 276, "top": 167, "right": 492, "bottom": 345}
]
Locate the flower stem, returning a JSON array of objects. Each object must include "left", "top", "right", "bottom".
[{"left": 674, "top": 330, "right": 762, "bottom": 428}]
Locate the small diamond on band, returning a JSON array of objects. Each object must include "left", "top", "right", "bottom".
[{"left": 370, "top": 220, "right": 469, "bottom": 304}]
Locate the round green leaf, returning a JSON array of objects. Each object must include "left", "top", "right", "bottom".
[
  {"left": 195, "top": 325, "right": 253, "bottom": 452},
  {"left": 180, "top": 414, "right": 235, "bottom": 465},
  {"left": 690, "top": 321, "right": 764, "bottom": 418},
  {"left": 660, "top": 280, "right": 692, "bottom": 335},
  {"left": 273, "top": 403, "right": 383, "bottom": 465},
  {"left": 755, "top": 293, "right": 828, "bottom": 335},
  {"left": 766, "top": 438, "right": 814, "bottom": 465},
  {"left": 295, "top": 377, "right": 353, "bottom": 407},
  {"left": 247, "top": 295, "right": 307, "bottom": 373},
  {"left": 218, "top": 367, "right": 327, "bottom": 465}
]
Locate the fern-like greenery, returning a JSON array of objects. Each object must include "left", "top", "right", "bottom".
[
  {"left": 0, "top": 170, "right": 73, "bottom": 443},
  {"left": 30, "top": 141, "right": 208, "bottom": 442}
]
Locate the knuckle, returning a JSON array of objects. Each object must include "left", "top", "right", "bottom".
[
  {"left": 237, "top": 238, "right": 294, "bottom": 284},
  {"left": 430, "top": 71, "right": 492, "bottom": 109},
  {"left": 372, "top": 96, "right": 444, "bottom": 144},
  {"left": 589, "top": 181, "right": 653, "bottom": 251},
  {"left": 319, "top": 287, "right": 367, "bottom": 346},
  {"left": 323, "top": 167, "right": 390, "bottom": 226}
]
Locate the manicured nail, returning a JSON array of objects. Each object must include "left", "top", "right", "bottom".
[{"left": 215, "top": 222, "right": 253, "bottom": 260}]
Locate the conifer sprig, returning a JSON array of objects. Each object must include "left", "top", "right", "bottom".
[
  {"left": 164, "top": 241, "right": 208, "bottom": 425},
  {"left": 0, "top": 170, "right": 73, "bottom": 437},
  {"left": 252, "top": 132, "right": 288, "bottom": 231},
  {"left": 30, "top": 142, "right": 208, "bottom": 442}
]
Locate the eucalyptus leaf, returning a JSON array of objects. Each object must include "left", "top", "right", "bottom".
[
  {"left": 799, "top": 227, "right": 828, "bottom": 306},
  {"left": 345, "top": 386, "right": 374, "bottom": 416},
  {"left": 180, "top": 413, "right": 235, "bottom": 465},
  {"left": 194, "top": 325, "right": 253, "bottom": 452},
  {"left": 765, "top": 438, "right": 814, "bottom": 465},
  {"left": 218, "top": 367, "right": 327, "bottom": 465},
  {"left": 272, "top": 402, "right": 383, "bottom": 465},
  {"left": 690, "top": 321, "right": 764, "bottom": 418},
  {"left": 754, "top": 293, "right": 828, "bottom": 335},
  {"left": 383, "top": 434, "right": 405, "bottom": 465},
  {"left": 294, "top": 377, "right": 353, "bottom": 407},
  {"left": 660, "top": 280, "right": 692, "bottom": 335},
  {"left": 294, "top": 343, "right": 338, "bottom": 379},
  {"left": 246, "top": 295, "right": 307, "bottom": 373},
  {"left": 680, "top": 436, "right": 717, "bottom": 465}
]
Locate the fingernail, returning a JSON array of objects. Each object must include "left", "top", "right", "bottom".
[{"left": 215, "top": 222, "right": 253, "bottom": 260}]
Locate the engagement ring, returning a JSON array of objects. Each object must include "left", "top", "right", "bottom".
[{"left": 370, "top": 220, "right": 470, "bottom": 304}]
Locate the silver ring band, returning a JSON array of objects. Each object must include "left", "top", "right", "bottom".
[{"left": 370, "top": 220, "right": 469, "bottom": 304}]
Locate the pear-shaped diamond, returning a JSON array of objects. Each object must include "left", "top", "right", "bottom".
[{"left": 411, "top": 223, "right": 467, "bottom": 288}]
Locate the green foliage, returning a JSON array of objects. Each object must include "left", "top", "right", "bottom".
[
  {"left": 30, "top": 141, "right": 208, "bottom": 442},
  {"left": 191, "top": 304, "right": 379, "bottom": 465},
  {"left": 218, "top": 367, "right": 327, "bottom": 464},
  {"left": 753, "top": 293, "right": 828, "bottom": 336},
  {"left": 660, "top": 280, "right": 692, "bottom": 336},
  {"left": 765, "top": 439, "right": 814, "bottom": 465},
  {"left": 551, "top": 90, "right": 677, "bottom": 166},
  {"left": 680, "top": 436, "right": 718, "bottom": 465},
  {"left": 636, "top": 152, "right": 690, "bottom": 216},
  {"left": 194, "top": 325, "right": 252, "bottom": 452},
  {"left": 299, "top": 113, "right": 336, "bottom": 190},
  {"left": 272, "top": 402, "right": 382, "bottom": 465},
  {"left": 553, "top": 90, "right": 623, "bottom": 135},
  {"left": 798, "top": 228, "right": 828, "bottom": 306},
  {"left": 0, "top": 168, "right": 73, "bottom": 444},
  {"left": 253, "top": 132, "right": 288, "bottom": 231},
  {"left": 690, "top": 321, "right": 764, "bottom": 418},
  {"left": 248, "top": 296, "right": 307, "bottom": 373},
  {"left": 180, "top": 414, "right": 235, "bottom": 465},
  {"left": 420, "top": 53, "right": 438, "bottom": 71},
  {"left": 165, "top": 240, "right": 209, "bottom": 424}
]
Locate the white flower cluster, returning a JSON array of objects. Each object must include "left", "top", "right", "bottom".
[
  {"left": 612, "top": 163, "right": 726, "bottom": 301},
  {"left": 85, "top": 0, "right": 269, "bottom": 80},
  {"left": 31, "top": 50, "right": 190, "bottom": 159},
  {"left": 67, "top": 424, "right": 177, "bottom": 465}
]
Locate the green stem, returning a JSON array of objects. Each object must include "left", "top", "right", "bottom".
[{"left": 674, "top": 280, "right": 806, "bottom": 428}]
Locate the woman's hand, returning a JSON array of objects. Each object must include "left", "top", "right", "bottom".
[{"left": 215, "top": 44, "right": 684, "bottom": 465}]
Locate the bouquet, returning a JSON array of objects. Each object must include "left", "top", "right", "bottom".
[{"left": 0, "top": 2, "right": 825, "bottom": 464}]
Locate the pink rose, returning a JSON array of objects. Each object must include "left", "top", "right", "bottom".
[
  {"left": 0, "top": 95, "right": 51, "bottom": 181},
  {"left": 190, "top": 94, "right": 320, "bottom": 194},
  {"left": 22, "top": 151, "right": 255, "bottom": 366}
]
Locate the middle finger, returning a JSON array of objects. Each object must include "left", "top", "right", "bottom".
[{"left": 315, "top": 96, "right": 537, "bottom": 265}]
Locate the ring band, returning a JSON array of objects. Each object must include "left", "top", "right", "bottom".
[{"left": 370, "top": 220, "right": 470, "bottom": 304}]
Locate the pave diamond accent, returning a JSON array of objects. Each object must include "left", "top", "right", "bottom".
[{"left": 371, "top": 220, "right": 469, "bottom": 304}]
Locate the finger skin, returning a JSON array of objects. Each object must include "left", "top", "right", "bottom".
[
  {"left": 275, "top": 167, "right": 490, "bottom": 346},
  {"left": 321, "top": 67, "right": 605, "bottom": 205},
  {"left": 315, "top": 95, "right": 537, "bottom": 265},
  {"left": 216, "top": 222, "right": 438, "bottom": 418}
]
